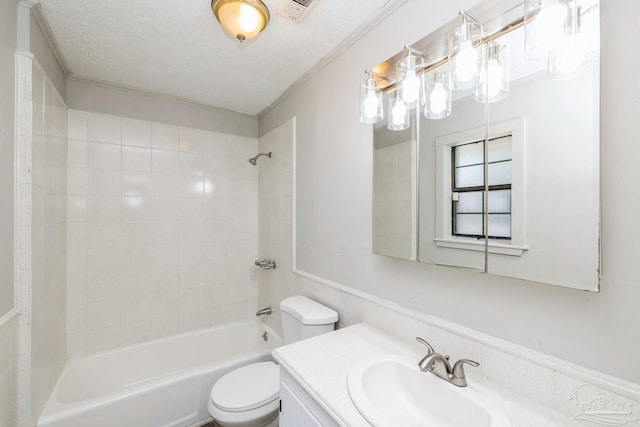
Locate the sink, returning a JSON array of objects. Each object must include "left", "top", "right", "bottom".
[{"left": 347, "top": 354, "right": 511, "bottom": 427}]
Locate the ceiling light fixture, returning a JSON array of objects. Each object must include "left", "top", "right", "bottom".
[{"left": 211, "top": 0, "right": 270, "bottom": 43}]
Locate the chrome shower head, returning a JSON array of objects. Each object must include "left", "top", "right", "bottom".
[{"left": 248, "top": 152, "right": 271, "bottom": 165}]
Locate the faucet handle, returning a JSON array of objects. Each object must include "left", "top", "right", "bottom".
[
  {"left": 416, "top": 337, "right": 435, "bottom": 354},
  {"left": 452, "top": 359, "right": 480, "bottom": 379}
]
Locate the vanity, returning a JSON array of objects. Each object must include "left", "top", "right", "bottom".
[{"left": 273, "top": 323, "right": 579, "bottom": 427}]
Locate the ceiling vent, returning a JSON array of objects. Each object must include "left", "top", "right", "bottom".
[{"left": 277, "top": 0, "right": 320, "bottom": 22}]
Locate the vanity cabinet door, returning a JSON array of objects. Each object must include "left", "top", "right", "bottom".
[{"left": 279, "top": 381, "right": 322, "bottom": 427}]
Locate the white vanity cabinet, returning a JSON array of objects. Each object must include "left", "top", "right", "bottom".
[{"left": 279, "top": 367, "right": 339, "bottom": 427}]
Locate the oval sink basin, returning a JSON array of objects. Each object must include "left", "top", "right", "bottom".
[{"left": 347, "top": 354, "right": 511, "bottom": 427}]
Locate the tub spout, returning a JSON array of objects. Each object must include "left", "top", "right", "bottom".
[{"left": 256, "top": 307, "right": 272, "bottom": 317}]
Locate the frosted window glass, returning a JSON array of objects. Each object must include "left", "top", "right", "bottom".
[
  {"left": 454, "top": 143, "right": 483, "bottom": 167},
  {"left": 455, "top": 165, "right": 484, "bottom": 188},
  {"left": 488, "top": 161, "right": 511, "bottom": 186},
  {"left": 488, "top": 189, "right": 511, "bottom": 213},
  {"left": 488, "top": 214, "right": 511, "bottom": 238},
  {"left": 488, "top": 136, "right": 512, "bottom": 162},
  {"left": 456, "top": 191, "right": 483, "bottom": 213},
  {"left": 454, "top": 214, "right": 483, "bottom": 236}
]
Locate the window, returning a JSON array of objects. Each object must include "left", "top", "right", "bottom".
[
  {"left": 434, "top": 117, "right": 527, "bottom": 256},
  {"left": 452, "top": 135, "right": 512, "bottom": 239}
]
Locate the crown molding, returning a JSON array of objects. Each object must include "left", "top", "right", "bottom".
[{"left": 257, "top": 0, "right": 408, "bottom": 119}]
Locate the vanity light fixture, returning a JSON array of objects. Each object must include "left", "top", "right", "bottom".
[
  {"left": 396, "top": 47, "right": 426, "bottom": 109},
  {"left": 211, "top": 0, "right": 270, "bottom": 42},
  {"left": 388, "top": 93, "right": 410, "bottom": 131},
  {"left": 359, "top": 70, "right": 384, "bottom": 124},
  {"left": 359, "top": 1, "right": 598, "bottom": 130},
  {"left": 476, "top": 42, "right": 510, "bottom": 103},
  {"left": 547, "top": 0, "right": 600, "bottom": 79},
  {"left": 524, "top": 0, "right": 568, "bottom": 60},
  {"left": 449, "top": 12, "right": 483, "bottom": 90},
  {"left": 424, "top": 68, "right": 452, "bottom": 119}
]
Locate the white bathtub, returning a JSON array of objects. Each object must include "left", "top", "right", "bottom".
[{"left": 38, "top": 320, "right": 282, "bottom": 427}]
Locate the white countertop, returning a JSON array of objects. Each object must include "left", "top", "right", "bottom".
[{"left": 272, "top": 323, "right": 581, "bottom": 427}]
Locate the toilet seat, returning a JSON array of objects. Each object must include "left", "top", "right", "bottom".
[{"left": 210, "top": 362, "right": 279, "bottom": 412}]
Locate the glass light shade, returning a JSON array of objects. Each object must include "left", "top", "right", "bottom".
[
  {"left": 449, "top": 22, "right": 482, "bottom": 90},
  {"left": 212, "top": 0, "right": 270, "bottom": 42},
  {"left": 548, "top": 1, "right": 600, "bottom": 79},
  {"left": 476, "top": 43, "right": 510, "bottom": 103},
  {"left": 388, "top": 95, "right": 410, "bottom": 131},
  {"left": 396, "top": 54, "right": 425, "bottom": 109},
  {"left": 424, "top": 69, "right": 452, "bottom": 119},
  {"left": 524, "top": 0, "right": 569, "bottom": 60},
  {"left": 360, "top": 78, "right": 384, "bottom": 124}
]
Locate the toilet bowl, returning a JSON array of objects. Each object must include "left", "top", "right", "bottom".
[
  {"left": 207, "top": 296, "right": 338, "bottom": 427},
  {"left": 207, "top": 362, "right": 279, "bottom": 427}
]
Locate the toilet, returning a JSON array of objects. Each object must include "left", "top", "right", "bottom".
[{"left": 207, "top": 296, "right": 339, "bottom": 427}]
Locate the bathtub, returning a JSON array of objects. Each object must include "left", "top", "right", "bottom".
[{"left": 38, "top": 320, "right": 282, "bottom": 427}]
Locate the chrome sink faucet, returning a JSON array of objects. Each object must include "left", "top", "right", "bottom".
[{"left": 415, "top": 336, "right": 479, "bottom": 387}]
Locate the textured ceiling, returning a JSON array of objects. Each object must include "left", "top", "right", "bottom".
[{"left": 38, "top": 0, "right": 396, "bottom": 116}]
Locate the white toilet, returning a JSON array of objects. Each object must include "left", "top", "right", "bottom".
[{"left": 207, "top": 296, "right": 339, "bottom": 427}]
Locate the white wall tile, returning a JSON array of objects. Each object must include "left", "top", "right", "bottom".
[
  {"left": 88, "top": 196, "right": 121, "bottom": 222},
  {"left": 151, "top": 123, "right": 180, "bottom": 151},
  {"left": 152, "top": 149, "right": 180, "bottom": 173},
  {"left": 122, "top": 119, "right": 151, "bottom": 148},
  {"left": 68, "top": 110, "right": 88, "bottom": 141},
  {"left": 88, "top": 142, "right": 121, "bottom": 170},
  {"left": 87, "top": 114, "right": 121, "bottom": 144},
  {"left": 122, "top": 146, "right": 151, "bottom": 172},
  {"left": 122, "top": 171, "right": 152, "bottom": 197},
  {"left": 68, "top": 112, "right": 259, "bottom": 356}
]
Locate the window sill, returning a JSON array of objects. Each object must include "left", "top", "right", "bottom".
[{"left": 434, "top": 238, "right": 529, "bottom": 256}]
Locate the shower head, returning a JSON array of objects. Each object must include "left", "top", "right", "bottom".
[{"left": 248, "top": 152, "right": 271, "bottom": 165}]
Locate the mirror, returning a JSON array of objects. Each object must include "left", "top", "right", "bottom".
[
  {"left": 373, "top": 97, "right": 418, "bottom": 260},
  {"left": 372, "top": 0, "right": 600, "bottom": 291}
]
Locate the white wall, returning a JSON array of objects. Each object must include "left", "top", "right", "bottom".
[
  {"left": 0, "top": 0, "right": 18, "bottom": 319},
  {"left": 257, "top": 118, "right": 295, "bottom": 323},
  {"left": 30, "top": 62, "right": 68, "bottom": 420},
  {"left": 30, "top": 14, "right": 66, "bottom": 101},
  {"left": 67, "top": 79, "right": 259, "bottom": 139},
  {"left": 260, "top": 0, "right": 640, "bottom": 383},
  {"left": 66, "top": 110, "right": 259, "bottom": 356}
]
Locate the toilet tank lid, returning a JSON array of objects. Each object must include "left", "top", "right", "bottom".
[{"left": 280, "top": 296, "right": 338, "bottom": 325}]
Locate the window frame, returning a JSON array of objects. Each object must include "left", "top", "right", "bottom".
[{"left": 434, "top": 117, "right": 528, "bottom": 256}]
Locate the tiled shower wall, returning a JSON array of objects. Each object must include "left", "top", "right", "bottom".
[
  {"left": 66, "top": 110, "right": 258, "bottom": 356},
  {"left": 31, "top": 63, "right": 68, "bottom": 419}
]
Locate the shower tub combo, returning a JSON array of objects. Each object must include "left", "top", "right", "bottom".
[{"left": 38, "top": 320, "right": 282, "bottom": 427}]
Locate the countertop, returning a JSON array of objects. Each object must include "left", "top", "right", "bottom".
[{"left": 271, "top": 323, "right": 579, "bottom": 427}]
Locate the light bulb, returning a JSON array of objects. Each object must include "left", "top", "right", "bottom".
[
  {"left": 401, "top": 69, "right": 420, "bottom": 104},
  {"left": 238, "top": 3, "right": 261, "bottom": 32},
  {"left": 553, "top": 33, "right": 587, "bottom": 74},
  {"left": 363, "top": 89, "right": 380, "bottom": 119},
  {"left": 482, "top": 59, "right": 505, "bottom": 99},
  {"left": 391, "top": 100, "right": 407, "bottom": 127},
  {"left": 454, "top": 40, "right": 478, "bottom": 83},
  {"left": 534, "top": 0, "right": 566, "bottom": 50},
  {"left": 429, "top": 82, "right": 447, "bottom": 115}
]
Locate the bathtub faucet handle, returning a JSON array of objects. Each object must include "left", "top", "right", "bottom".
[{"left": 256, "top": 307, "right": 272, "bottom": 317}]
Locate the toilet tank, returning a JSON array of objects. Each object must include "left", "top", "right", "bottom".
[{"left": 280, "top": 296, "right": 338, "bottom": 345}]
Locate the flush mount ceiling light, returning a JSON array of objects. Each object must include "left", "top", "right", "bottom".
[{"left": 211, "top": 0, "right": 270, "bottom": 42}]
